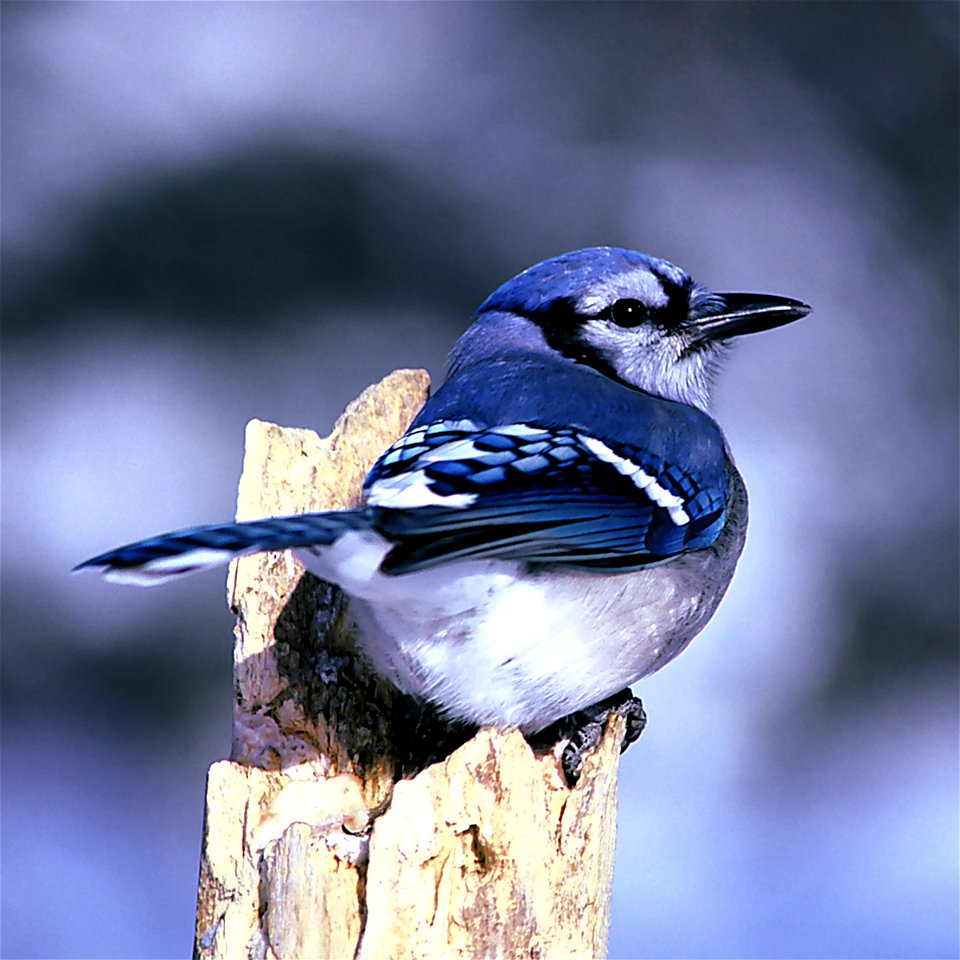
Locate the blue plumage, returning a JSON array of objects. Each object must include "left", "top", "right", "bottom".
[
  {"left": 362, "top": 418, "right": 726, "bottom": 571},
  {"left": 75, "top": 246, "right": 808, "bottom": 736},
  {"left": 477, "top": 247, "right": 688, "bottom": 316}
]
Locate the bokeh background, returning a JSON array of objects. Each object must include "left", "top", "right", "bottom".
[{"left": 2, "top": 3, "right": 957, "bottom": 958}]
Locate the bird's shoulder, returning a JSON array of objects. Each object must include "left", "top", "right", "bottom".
[
  {"left": 413, "top": 352, "right": 728, "bottom": 469},
  {"left": 363, "top": 354, "right": 730, "bottom": 522}
]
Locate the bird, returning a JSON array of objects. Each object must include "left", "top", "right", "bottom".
[{"left": 76, "top": 246, "right": 808, "bottom": 765}]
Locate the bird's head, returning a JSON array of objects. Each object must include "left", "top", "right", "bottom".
[{"left": 460, "top": 246, "right": 809, "bottom": 412}]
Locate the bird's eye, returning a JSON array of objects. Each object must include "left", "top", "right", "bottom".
[{"left": 608, "top": 299, "right": 649, "bottom": 328}]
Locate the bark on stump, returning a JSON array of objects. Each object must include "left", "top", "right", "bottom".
[{"left": 193, "top": 369, "right": 626, "bottom": 960}]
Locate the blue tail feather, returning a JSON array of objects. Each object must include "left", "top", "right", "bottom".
[{"left": 73, "top": 511, "right": 370, "bottom": 584}]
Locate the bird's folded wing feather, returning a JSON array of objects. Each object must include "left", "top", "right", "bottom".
[{"left": 363, "top": 420, "right": 728, "bottom": 574}]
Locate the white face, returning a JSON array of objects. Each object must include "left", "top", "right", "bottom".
[
  {"left": 571, "top": 266, "right": 726, "bottom": 413},
  {"left": 577, "top": 318, "right": 719, "bottom": 412}
]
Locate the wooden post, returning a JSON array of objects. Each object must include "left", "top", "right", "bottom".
[{"left": 193, "top": 369, "right": 627, "bottom": 959}]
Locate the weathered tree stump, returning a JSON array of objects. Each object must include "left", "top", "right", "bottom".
[{"left": 193, "top": 369, "right": 626, "bottom": 960}]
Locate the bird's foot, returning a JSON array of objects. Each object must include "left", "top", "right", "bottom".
[{"left": 531, "top": 689, "right": 647, "bottom": 787}]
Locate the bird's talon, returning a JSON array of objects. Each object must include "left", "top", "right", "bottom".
[{"left": 531, "top": 688, "right": 646, "bottom": 787}]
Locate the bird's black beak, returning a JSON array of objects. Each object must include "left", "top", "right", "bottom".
[{"left": 693, "top": 293, "right": 811, "bottom": 341}]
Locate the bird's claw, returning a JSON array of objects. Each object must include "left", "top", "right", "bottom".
[{"left": 531, "top": 689, "right": 647, "bottom": 787}]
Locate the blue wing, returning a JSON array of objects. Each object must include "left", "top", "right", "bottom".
[{"left": 363, "top": 420, "right": 728, "bottom": 574}]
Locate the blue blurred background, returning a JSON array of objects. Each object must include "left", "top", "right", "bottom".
[{"left": 2, "top": 3, "right": 957, "bottom": 957}]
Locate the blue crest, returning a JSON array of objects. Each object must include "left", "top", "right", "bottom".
[{"left": 476, "top": 246, "right": 689, "bottom": 315}]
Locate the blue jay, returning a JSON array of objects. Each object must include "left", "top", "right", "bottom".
[{"left": 76, "top": 247, "right": 807, "bottom": 756}]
